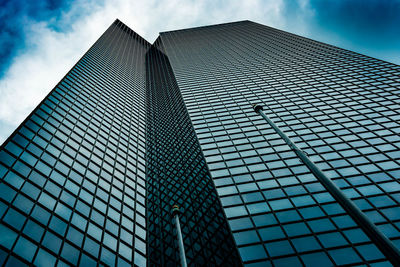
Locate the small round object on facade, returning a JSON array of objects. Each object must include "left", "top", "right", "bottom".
[
  {"left": 172, "top": 204, "right": 180, "bottom": 215},
  {"left": 252, "top": 104, "right": 264, "bottom": 114}
]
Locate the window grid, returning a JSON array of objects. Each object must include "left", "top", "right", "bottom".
[
  {"left": 0, "top": 20, "right": 149, "bottom": 266},
  {"left": 160, "top": 21, "right": 399, "bottom": 265}
]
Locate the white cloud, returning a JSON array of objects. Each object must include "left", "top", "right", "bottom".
[{"left": 0, "top": 0, "right": 303, "bottom": 144}]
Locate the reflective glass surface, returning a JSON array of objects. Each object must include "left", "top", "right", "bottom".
[
  {"left": 1, "top": 19, "right": 400, "bottom": 266},
  {"left": 0, "top": 20, "right": 148, "bottom": 266},
  {"left": 161, "top": 21, "right": 400, "bottom": 265},
  {"left": 145, "top": 41, "right": 241, "bottom": 265}
]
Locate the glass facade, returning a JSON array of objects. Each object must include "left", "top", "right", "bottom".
[
  {"left": 1, "top": 19, "right": 400, "bottom": 266},
  {"left": 145, "top": 40, "right": 240, "bottom": 265},
  {"left": 160, "top": 21, "right": 400, "bottom": 265},
  {"left": 0, "top": 20, "right": 149, "bottom": 266}
]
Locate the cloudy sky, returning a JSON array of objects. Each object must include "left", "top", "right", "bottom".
[{"left": 0, "top": 0, "right": 399, "bottom": 144}]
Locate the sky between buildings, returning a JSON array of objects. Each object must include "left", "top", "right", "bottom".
[{"left": 0, "top": 0, "right": 399, "bottom": 145}]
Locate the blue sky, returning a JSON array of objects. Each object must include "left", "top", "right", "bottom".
[
  {"left": 0, "top": 0, "right": 400, "bottom": 144},
  {"left": 0, "top": 0, "right": 68, "bottom": 73}
]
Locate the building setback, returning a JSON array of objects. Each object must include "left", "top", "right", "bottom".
[{"left": 1, "top": 19, "right": 400, "bottom": 266}]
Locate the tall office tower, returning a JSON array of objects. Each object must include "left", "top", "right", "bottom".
[
  {"left": 160, "top": 21, "right": 400, "bottom": 266},
  {"left": 1, "top": 19, "right": 400, "bottom": 266},
  {"left": 0, "top": 21, "right": 151, "bottom": 266}
]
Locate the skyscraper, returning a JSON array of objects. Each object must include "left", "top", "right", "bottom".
[{"left": 1, "top": 19, "right": 400, "bottom": 266}]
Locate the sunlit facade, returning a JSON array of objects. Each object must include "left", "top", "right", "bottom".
[{"left": 1, "top": 19, "right": 400, "bottom": 266}]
